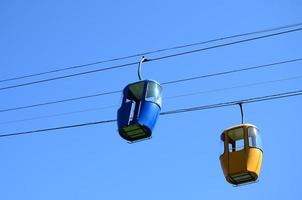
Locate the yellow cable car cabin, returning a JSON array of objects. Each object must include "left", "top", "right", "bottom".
[{"left": 219, "top": 123, "right": 263, "bottom": 185}]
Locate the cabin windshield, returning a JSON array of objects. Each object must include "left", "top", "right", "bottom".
[
  {"left": 227, "top": 127, "right": 245, "bottom": 152},
  {"left": 128, "top": 82, "right": 144, "bottom": 101},
  {"left": 145, "top": 82, "right": 162, "bottom": 107},
  {"left": 248, "top": 127, "right": 262, "bottom": 149}
]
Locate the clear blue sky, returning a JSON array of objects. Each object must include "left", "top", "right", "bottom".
[{"left": 0, "top": 0, "right": 302, "bottom": 199}]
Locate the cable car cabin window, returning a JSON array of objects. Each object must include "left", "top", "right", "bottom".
[
  {"left": 228, "top": 139, "right": 244, "bottom": 152},
  {"left": 145, "top": 82, "right": 162, "bottom": 107},
  {"left": 248, "top": 127, "right": 262, "bottom": 149},
  {"left": 128, "top": 82, "right": 144, "bottom": 101},
  {"left": 227, "top": 128, "right": 245, "bottom": 152}
]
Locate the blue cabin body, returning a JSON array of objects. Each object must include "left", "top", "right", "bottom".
[{"left": 117, "top": 80, "right": 162, "bottom": 141}]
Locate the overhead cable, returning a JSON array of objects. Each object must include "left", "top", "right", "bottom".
[
  {"left": 161, "top": 58, "right": 302, "bottom": 85},
  {"left": 0, "top": 57, "right": 301, "bottom": 114},
  {"left": 0, "top": 62, "right": 137, "bottom": 91},
  {"left": 1, "top": 73, "right": 301, "bottom": 125},
  {"left": 0, "top": 105, "right": 117, "bottom": 126},
  {"left": 1, "top": 27, "right": 302, "bottom": 91},
  {"left": 149, "top": 27, "right": 302, "bottom": 62},
  {"left": 0, "top": 119, "right": 117, "bottom": 138},
  {"left": 0, "top": 89, "right": 301, "bottom": 138},
  {"left": 161, "top": 89, "right": 302, "bottom": 115},
  {"left": 0, "top": 90, "right": 121, "bottom": 113},
  {"left": 1, "top": 22, "right": 302, "bottom": 84},
  {"left": 165, "top": 74, "right": 302, "bottom": 99}
]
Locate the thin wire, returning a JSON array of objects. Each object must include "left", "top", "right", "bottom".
[
  {"left": 165, "top": 74, "right": 302, "bottom": 99},
  {"left": 1, "top": 22, "right": 302, "bottom": 84},
  {"left": 0, "top": 62, "right": 137, "bottom": 91},
  {"left": 0, "top": 57, "right": 301, "bottom": 114},
  {"left": 149, "top": 27, "right": 302, "bottom": 62},
  {"left": 0, "top": 105, "right": 117, "bottom": 125},
  {"left": 160, "top": 89, "right": 302, "bottom": 115},
  {"left": 1, "top": 89, "right": 301, "bottom": 138},
  {"left": 0, "top": 119, "right": 117, "bottom": 138},
  {"left": 1, "top": 74, "right": 301, "bottom": 125},
  {"left": 0, "top": 90, "right": 121, "bottom": 113},
  {"left": 161, "top": 58, "right": 302, "bottom": 85},
  {"left": 1, "top": 27, "right": 302, "bottom": 92}
]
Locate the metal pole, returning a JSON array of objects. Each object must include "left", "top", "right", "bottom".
[
  {"left": 138, "top": 56, "right": 148, "bottom": 80},
  {"left": 239, "top": 103, "right": 244, "bottom": 124}
]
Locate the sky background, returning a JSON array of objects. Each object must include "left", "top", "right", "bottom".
[{"left": 0, "top": 0, "right": 302, "bottom": 199}]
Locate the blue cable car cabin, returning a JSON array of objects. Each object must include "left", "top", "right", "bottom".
[{"left": 117, "top": 80, "right": 162, "bottom": 142}]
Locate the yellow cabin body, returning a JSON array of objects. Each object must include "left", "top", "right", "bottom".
[{"left": 220, "top": 124, "right": 263, "bottom": 185}]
